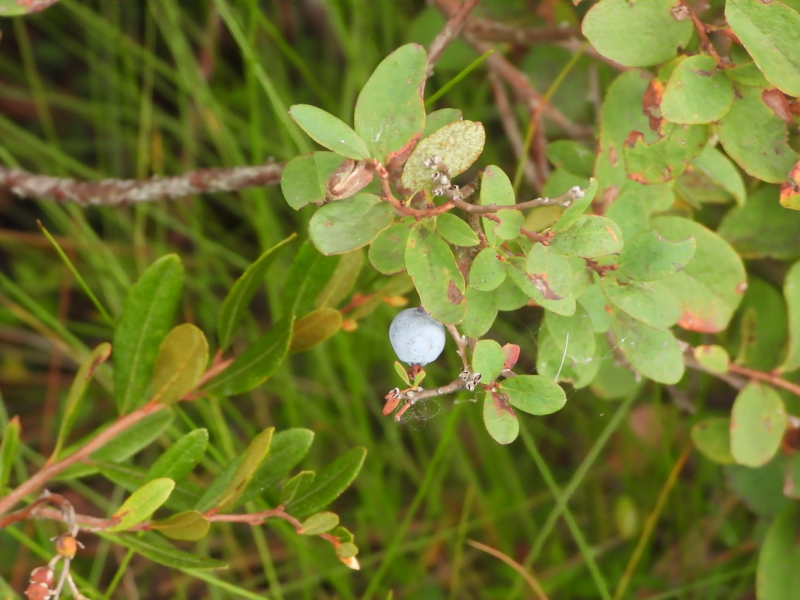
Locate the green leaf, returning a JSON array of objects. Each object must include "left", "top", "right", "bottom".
[
  {"left": 401, "top": 120, "right": 486, "bottom": 192},
  {"left": 507, "top": 256, "right": 575, "bottom": 317},
  {"left": 422, "top": 108, "right": 462, "bottom": 139},
  {"left": 661, "top": 55, "right": 734, "bottom": 124},
  {"left": 691, "top": 145, "right": 746, "bottom": 206},
  {"left": 499, "top": 375, "right": 567, "bottom": 416},
  {"left": 581, "top": 0, "right": 693, "bottom": 67},
  {"left": 282, "top": 240, "right": 339, "bottom": 317},
  {"left": 288, "top": 308, "right": 342, "bottom": 354},
  {"left": 203, "top": 318, "right": 292, "bottom": 396},
  {"left": 477, "top": 165, "right": 515, "bottom": 247},
  {"left": 595, "top": 71, "right": 652, "bottom": 198},
  {"left": 215, "top": 427, "right": 275, "bottom": 513},
  {"left": 405, "top": 222, "right": 466, "bottom": 324},
  {"left": 280, "top": 471, "right": 315, "bottom": 505},
  {"left": 108, "top": 478, "right": 175, "bottom": 532},
  {"left": 469, "top": 248, "right": 506, "bottom": 292},
  {"left": 716, "top": 86, "right": 799, "bottom": 184},
  {"left": 590, "top": 339, "right": 638, "bottom": 398},
  {"left": 691, "top": 418, "right": 734, "bottom": 465},
  {"left": 726, "top": 0, "right": 800, "bottom": 97},
  {"left": 471, "top": 339, "right": 505, "bottom": 382},
  {"left": 237, "top": 428, "right": 315, "bottom": 506},
  {"left": 536, "top": 327, "right": 600, "bottom": 389},
  {"left": 150, "top": 324, "right": 208, "bottom": 405},
  {"left": 545, "top": 140, "right": 595, "bottom": 178},
  {"left": 718, "top": 185, "right": 800, "bottom": 261},
  {"left": 103, "top": 532, "right": 226, "bottom": 570},
  {"left": 151, "top": 510, "right": 210, "bottom": 541},
  {"left": 393, "top": 361, "right": 411, "bottom": 386},
  {"left": 53, "top": 342, "right": 111, "bottom": 458},
  {"left": 354, "top": 43, "right": 427, "bottom": 163},
  {"left": 549, "top": 215, "right": 623, "bottom": 258},
  {"left": 617, "top": 228, "right": 696, "bottom": 282},
  {"left": 299, "top": 512, "right": 339, "bottom": 535},
  {"left": 309, "top": 193, "right": 394, "bottom": 256},
  {"left": 492, "top": 209, "right": 524, "bottom": 241},
  {"left": 731, "top": 382, "right": 787, "bottom": 467},
  {"left": 693, "top": 345, "right": 730, "bottom": 375},
  {"left": 545, "top": 304, "right": 596, "bottom": 364},
  {"left": 624, "top": 122, "right": 708, "bottom": 184},
  {"left": 316, "top": 249, "right": 363, "bottom": 309},
  {"left": 460, "top": 286, "right": 498, "bottom": 338},
  {"left": 368, "top": 218, "right": 413, "bottom": 275},
  {"left": 281, "top": 152, "right": 347, "bottom": 210},
  {"left": 725, "top": 61, "right": 771, "bottom": 87},
  {"left": 601, "top": 277, "right": 679, "bottom": 330},
  {"left": 336, "top": 542, "right": 359, "bottom": 560},
  {"left": 610, "top": 311, "right": 684, "bottom": 384},
  {"left": 652, "top": 216, "right": 746, "bottom": 332},
  {"left": 289, "top": 104, "right": 371, "bottom": 159},
  {"left": 287, "top": 447, "right": 367, "bottom": 519},
  {"left": 0, "top": 416, "right": 20, "bottom": 489},
  {"left": 578, "top": 284, "right": 612, "bottom": 334},
  {"left": 758, "top": 503, "right": 800, "bottom": 600},
  {"left": 218, "top": 234, "right": 296, "bottom": 350},
  {"left": 114, "top": 255, "right": 184, "bottom": 413},
  {"left": 604, "top": 181, "right": 675, "bottom": 241},
  {"left": 436, "top": 212, "right": 479, "bottom": 247},
  {"left": 782, "top": 261, "right": 800, "bottom": 373},
  {"left": 725, "top": 457, "right": 788, "bottom": 518},
  {"left": 147, "top": 429, "right": 208, "bottom": 483},
  {"left": 97, "top": 462, "right": 202, "bottom": 513},
  {"left": 483, "top": 393, "right": 519, "bottom": 445},
  {"left": 552, "top": 178, "right": 598, "bottom": 233},
  {"left": 734, "top": 277, "right": 788, "bottom": 371}
]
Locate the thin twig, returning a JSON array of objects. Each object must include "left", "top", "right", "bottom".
[
  {"left": 427, "top": 0, "right": 482, "bottom": 74},
  {"left": 452, "top": 186, "right": 580, "bottom": 215},
  {"left": 0, "top": 163, "right": 283, "bottom": 206},
  {"left": 445, "top": 324, "right": 469, "bottom": 369},
  {"left": 466, "top": 19, "right": 580, "bottom": 46},
  {"left": 679, "top": 1, "right": 719, "bottom": 60},
  {"left": 727, "top": 363, "right": 800, "bottom": 397},
  {"left": 467, "top": 539, "right": 551, "bottom": 600}
]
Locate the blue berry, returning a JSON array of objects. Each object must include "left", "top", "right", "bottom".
[{"left": 389, "top": 308, "right": 446, "bottom": 366}]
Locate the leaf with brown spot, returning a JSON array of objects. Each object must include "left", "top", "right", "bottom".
[
  {"left": 780, "top": 159, "right": 800, "bottom": 211},
  {"left": 482, "top": 392, "right": 519, "bottom": 445},
  {"left": 643, "top": 79, "right": 665, "bottom": 131},
  {"left": 624, "top": 122, "right": 708, "bottom": 184},
  {"left": 762, "top": 89, "right": 794, "bottom": 126}
]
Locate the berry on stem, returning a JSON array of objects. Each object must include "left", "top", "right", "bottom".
[{"left": 389, "top": 308, "right": 446, "bottom": 366}]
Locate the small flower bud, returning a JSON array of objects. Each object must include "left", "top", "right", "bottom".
[
  {"left": 29, "top": 567, "right": 54, "bottom": 586},
  {"left": 433, "top": 188, "right": 444, "bottom": 196},
  {"left": 56, "top": 534, "right": 78, "bottom": 559},
  {"left": 25, "top": 582, "right": 50, "bottom": 600}
]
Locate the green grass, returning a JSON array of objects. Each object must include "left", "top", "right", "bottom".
[{"left": 0, "top": 2, "right": 759, "bottom": 599}]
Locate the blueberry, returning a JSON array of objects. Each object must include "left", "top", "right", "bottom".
[{"left": 389, "top": 308, "right": 446, "bottom": 366}]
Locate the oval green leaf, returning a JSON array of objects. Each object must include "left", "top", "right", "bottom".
[
  {"left": 617, "top": 228, "right": 696, "bottom": 282},
  {"left": 289, "top": 104, "right": 370, "bottom": 159},
  {"left": 151, "top": 510, "right": 210, "bottom": 541},
  {"left": 499, "top": 375, "right": 567, "bottom": 416},
  {"left": 483, "top": 393, "right": 519, "bottom": 445},
  {"left": 401, "top": 120, "right": 485, "bottom": 192},
  {"left": 108, "top": 478, "right": 175, "bottom": 532},
  {"left": 582, "top": 0, "right": 693, "bottom": 67},
  {"left": 309, "top": 193, "right": 394, "bottom": 256},
  {"left": 114, "top": 255, "right": 184, "bottom": 413},
  {"left": 288, "top": 308, "right": 342, "bottom": 354},
  {"left": 610, "top": 311, "right": 684, "bottom": 384},
  {"left": 147, "top": 428, "right": 208, "bottom": 483},
  {"left": 150, "top": 324, "right": 208, "bottom": 405},
  {"left": 436, "top": 212, "right": 479, "bottom": 247},
  {"left": 691, "top": 418, "right": 734, "bottom": 465},
  {"left": 354, "top": 43, "right": 427, "bottom": 163},
  {"left": 405, "top": 222, "right": 466, "bottom": 324},
  {"left": 469, "top": 248, "right": 506, "bottom": 292},
  {"left": 731, "top": 382, "right": 787, "bottom": 468},
  {"left": 300, "top": 512, "right": 339, "bottom": 535},
  {"left": 368, "top": 218, "right": 413, "bottom": 275},
  {"left": 549, "top": 215, "right": 623, "bottom": 258},
  {"left": 471, "top": 339, "right": 505, "bottom": 383},
  {"left": 661, "top": 55, "right": 734, "bottom": 124},
  {"left": 281, "top": 152, "right": 348, "bottom": 210},
  {"left": 287, "top": 447, "right": 367, "bottom": 519}
]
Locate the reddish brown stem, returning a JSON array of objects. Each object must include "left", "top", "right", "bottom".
[
  {"left": 726, "top": 363, "right": 800, "bottom": 398},
  {"left": 427, "top": 0, "right": 482, "bottom": 74}
]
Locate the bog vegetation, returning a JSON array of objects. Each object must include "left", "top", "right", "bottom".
[{"left": 1, "top": 1, "right": 800, "bottom": 599}]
